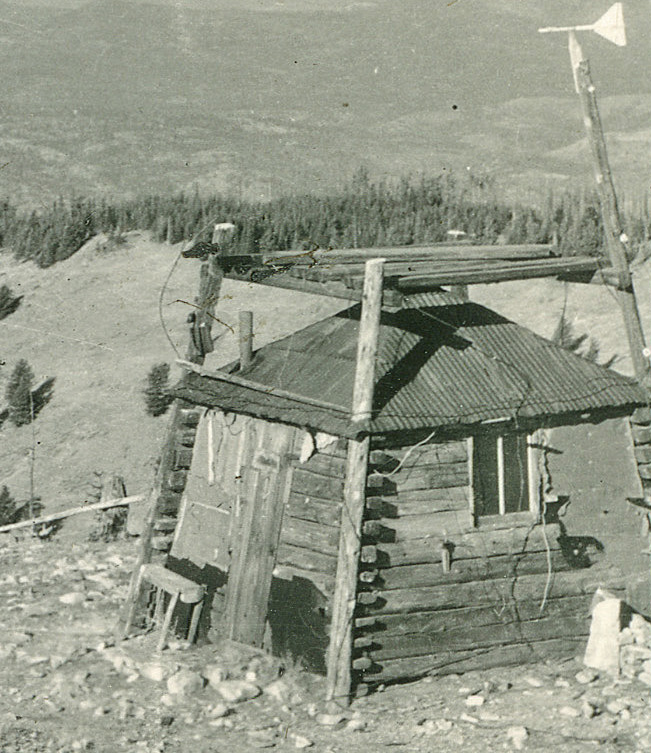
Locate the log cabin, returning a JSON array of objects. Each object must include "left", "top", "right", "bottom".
[{"left": 163, "top": 264, "right": 651, "bottom": 701}]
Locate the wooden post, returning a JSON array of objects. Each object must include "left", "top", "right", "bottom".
[
  {"left": 239, "top": 311, "right": 253, "bottom": 370},
  {"left": 326, "top": 258, "right": 385, "bottom": 707},
  {"left": 569, "top": 32, "right": 651, "bottom": 387},
  {"left": 187, "top": 255, "right": 224, "bottom": 365}
]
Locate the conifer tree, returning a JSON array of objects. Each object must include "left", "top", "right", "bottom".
[
  {"left": 6, "top": 359, "right": 34, "bottom": 427},
  {"left": 144, "top": 363, "right": 173, "bottom": 417}
]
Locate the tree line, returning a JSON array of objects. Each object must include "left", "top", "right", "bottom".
[{"left": 0, "top": 169, "right": 649, "bottom": 267}]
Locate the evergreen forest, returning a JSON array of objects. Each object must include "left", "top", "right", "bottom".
[{"left": 1, "top": 170, "right": 649, "bottom": 267}]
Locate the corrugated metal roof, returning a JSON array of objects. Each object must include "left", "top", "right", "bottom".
[{"left": 174, "top": 302, "right": 647, "bottom": 436}]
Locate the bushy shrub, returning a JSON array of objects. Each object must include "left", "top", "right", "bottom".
[{"left": 144, "top": 363, "right": 173, "bottom": 416}]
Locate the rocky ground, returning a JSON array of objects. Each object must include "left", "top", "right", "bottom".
[{"left": 1, "top": 531, "right": 651, "bottom": 753}]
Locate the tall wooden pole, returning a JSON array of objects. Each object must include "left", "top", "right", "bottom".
[
  {"left": 569, "top": 32, "right": 651, "bottom": 387},
  {"left": 326, "top": 258, "right": 384, "bottom": 707}
]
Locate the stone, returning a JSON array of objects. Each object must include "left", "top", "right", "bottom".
[
  {"left": 203, "top": 664, "right": 228, "bottom": 687},
  {"left": 292, "top": 736, "right": 314, "bottom": 749},
  {"left": 575, "top": 669, "right": 599, "bottom": 685},
  {"left": 315, "top": 713, "right": 345, "bottom": 727},
  {"left": 524, "top": 676, "right": 543, "bottom": 688},
  {"left": 554, "top": 678, "right": 570, "bottom": 688},
  {"left": 59, "top": 592, "right": 86, "bottom": 606},
  {"left": 346, "top": 718, "right": 366, "bottom": 732},
  {"left": 139, "top": 663, "right": 170, "bottom": 683},
  {"left": 560, "top": 706, "right": 580, "bottom": 718},
  {"left": 264, "top": 679, "right": 291, "bottom": 704},
  {"left": 637, "top": 671, "right": 651, "bottom": 686},
  {"left": 166, "top": 669, "right": 205, "bottom": 696},
  {"left": 160, "top": 714, "right": 174, "bottom": 727},
  {"left": 619, "top": 628, "right": 635, "bottom": 647},
  {"left": 606, "top": 699, "right": 629, "bottom": 715},
  {"left": 583, "top": 598, "right": 622, "bottom": 676},
  {"left": 630, "top": 613, "right": 651, "bottom": 645},
  {"left": 506, "top": 726, "right": 529, "bottom": 750},
  {"left": 465, "top": 694, "right": 485, "bottom": 707},
  {"left": 213, "top": 680, "right": 261, "bottom": 703},
  {"left": 208, "top": 703, "right": 230, "bottom": 719},
  {"left": 581, "top": 700, "right": 597, "bottom": 719}
]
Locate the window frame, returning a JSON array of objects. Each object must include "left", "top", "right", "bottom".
[{"left": 468, "top": 430, "right": 541, "bottom": 525}]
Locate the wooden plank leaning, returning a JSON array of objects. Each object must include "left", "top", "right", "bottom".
[{"left": 325, "top": 258, "right": 384, "bottom": 708}]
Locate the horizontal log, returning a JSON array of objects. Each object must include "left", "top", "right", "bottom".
[
  {"left": 272, "top": 564, "right": 334, "bottom": 596},
  {"left": 352, "top": 656, "right": 373, "bottom": 671},
  {"left": 368, "top": 450, "right": 401, "bottom": 473},
  {"left": 178, "top": 409, "right": 201, "bottom": 428},
  {"left": 281, "top": 516, "right": 339, "bottom": 554},
  {"left": 360, "top": 545, "right": 378, "bottom": 564},
  {"left": 359, "top": 637, "right": 584, "bottom": 683},
  {"left": 390, "top": 462, "right": 469, "bottom": 493},
  {"left": 631, "top": 407, "right": 651, "bottom": 426},
  {"left": 158, "top": 492, "right": 182, "bottom": 515},
  {"left": 168, "top": 471, "right": 189, "bottom": 493},
  {"left": 392, "top": 258, "right": 600, "bottom": 290},
  {"left": 286, "top": 493, "right": 341, "bottom": 528},
  {"left": 375, "top": 524, "right": 561, "bottom": 567},
  {"left": 265, "top": 243, "right": 557, "bottom": 264},
  {"left": 374, "top": 549, "right": 570, "bottom": 590},
  {"left": 150, "top": 534, "right": 174, "bottom": 551},
  {"left": 173, "top": 448, "right": 194, "bottom": 470},
  {"left": 354, "top": 593, "right": 596, "bottom": 636},
  {"left": 296, "top": 452, "right": 347, "bottom": 478},
  {"left": 384, "top": 442, "right": 467, "bottom": 467},
  {"left": 0, "top": 495, "right": 144, "bottom": 534},
  {"left": 638, "top": 464, "right": 651, "bottom": 480},
  {"left": 302, "top": 256, "right": 570, "bottom": 282},
  {"left": 375, "top": 510, "right": 474, "bottom": 541},
  {"left": 634, "top": 446, "right": 651, "bottom": 464},
  {"left": 632, "top": 425, "right": 651, "bottom": 445},
  {"left": 291, "top": 468, "right": 345, "bottom": 501},
  {"left": 361, "top": 612, "right": 589, "bottom": 661},
  {"left": 362, "top": 520, "right": 396, "bottom": 542},
  {"left": 276, "top": 542, "right": 338, "bottom": 577},
  {"left": 153, "top": 517, "right": 178, "bottom": 533},
  {"left": 179, "top": 430, "right": 198, "bottom": 447},
  {"left": 357, "top": 567, "right": 622, "bottom": 615},
  {"left": 368, "top": 491, "right": 469, "bottom": 519}
]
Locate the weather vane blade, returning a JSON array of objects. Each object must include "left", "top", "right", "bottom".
[{"left": 538, "top": 3, "right": 626, "bottom": 47}]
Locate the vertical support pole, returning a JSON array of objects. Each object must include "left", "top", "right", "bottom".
[
  {"left": 239, "top": 311, "right": 254, "bottom": 370},
  {"left": 326, "top": 258, "right": 385, "bottom": 708},
  {"left": 187, "top": 255, "right": 224, "bottom": 365},
  {"left": 569, "top": 32, "right": 651, "bottom": 387}
]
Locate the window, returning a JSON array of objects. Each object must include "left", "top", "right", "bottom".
[{"left": 471, "top": 432, "right": 538, "bottom": 519}]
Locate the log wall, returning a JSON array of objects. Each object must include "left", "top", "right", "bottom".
[{"left": 353, "top": 436, "right": 624, "bottom": 688}]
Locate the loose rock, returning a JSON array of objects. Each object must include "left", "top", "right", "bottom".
[
  {"left": 507, "top": 726, "right": 529, "bottom": 750},
  {"left": 213, "top": 680, "right": 261, "bottom": 703},
  {"left": 166, "top": 669, "right": 205, "bottom": 696}
]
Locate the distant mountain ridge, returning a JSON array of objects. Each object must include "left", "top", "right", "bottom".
[{"left": 0, "top": 0, "right": 649, "bottom": 204}]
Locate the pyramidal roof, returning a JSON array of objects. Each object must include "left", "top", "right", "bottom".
[{"left": 175, "top": 300, "right": 646, "bottom": 438}]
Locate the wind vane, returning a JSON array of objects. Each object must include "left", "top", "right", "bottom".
[
  {"left": 537, "top": 2, "right": 651, "bottom": 387},
  {"left": 538, "top": 3, "right": 626, "bottom": 47}
]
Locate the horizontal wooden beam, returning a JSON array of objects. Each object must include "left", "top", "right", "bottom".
[
  {"left": 176, "top": 360, "right": 350, "bottom": 415},
  {"left": 225, "top": 269, "right": 403, "bottom": 306},
  {"left": 0, "top": 495, "right": 143, "bottom": 534},
  {"left": 393, "top": 257, "right": 602, "bottom": 290},
  {"left": 259, "top": 243, "right": 558, "bottom": 264}
]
